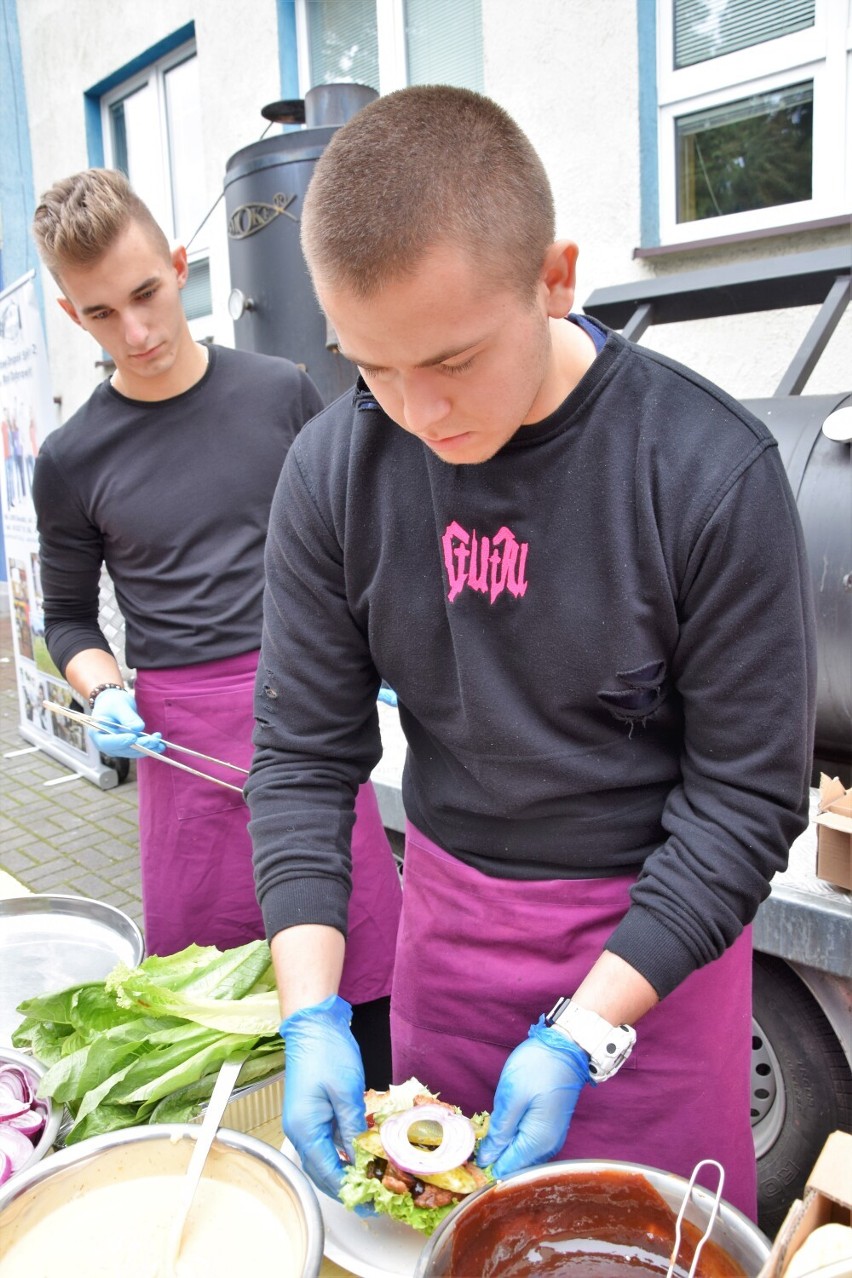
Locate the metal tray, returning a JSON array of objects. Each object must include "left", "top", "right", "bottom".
[
  {"left": 197, "top": 1068, "right": 284, "bottom": 1145},
  {"left": 0, "top": 894, "right": 144, "bottom": 1047}
]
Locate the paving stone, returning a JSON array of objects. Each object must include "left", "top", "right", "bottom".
[
  {"left": 21, "top": 859, "right": 80, "bottom": 885},
  {"left": 0, "top": 848, "right": 38, "bottom": 873},
  {"left": 70, "top": 872, "right": 123, "bottom": 901}
]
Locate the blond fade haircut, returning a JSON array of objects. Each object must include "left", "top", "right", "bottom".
[
  {"left": 32, "top": 168, "right": 171, "bottom": 284},
  {"left": 301, "top": 85, "right": 555, "bottom": 300}
]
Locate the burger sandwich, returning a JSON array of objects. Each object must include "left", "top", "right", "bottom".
[{"left": 339, "top": 1077, "right": 492, "bottom": 1235}]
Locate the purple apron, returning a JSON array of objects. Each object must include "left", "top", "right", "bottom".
[
  {"left": 391, "top": 823, "right": 757, "bottom": 1220},
  {"left": 134, "top": 652, "right": 401, "bottom": 1005}
]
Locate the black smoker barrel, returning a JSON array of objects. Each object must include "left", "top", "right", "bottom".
[
  {"left": 224, "top": 84, "right": 377, "bottom": 404},
  {"left": 743, "top": 393, "right": 852, "bottom": 774}
]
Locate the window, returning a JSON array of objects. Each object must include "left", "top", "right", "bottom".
[
  {"left": 297, "top": 0, "right": 483, "bottom": 96},
  {"left": 100, "top": 41, "right": 212, "bottom": 329},
  {"left": 656, "top": 0, "right": 851, "bottom": 244}
]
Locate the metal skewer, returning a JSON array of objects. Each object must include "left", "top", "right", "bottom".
[
  {"left": 666, "top": 1159, "right": 725, "bottom": 1278},
  {"left": 43, "top": 700, "right": 247, "bottom": 794}
]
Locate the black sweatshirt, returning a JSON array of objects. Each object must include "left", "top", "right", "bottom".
[
  {"left": 247, "top": 325, "right": 816, "bottom": 998},
  {"left": 33, "top": 345, "right": 323, "bottom": 673}
]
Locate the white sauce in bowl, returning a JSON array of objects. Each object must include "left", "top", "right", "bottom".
[{"left": 0, "top": 1136, "right": 308, "bottom": 1277}]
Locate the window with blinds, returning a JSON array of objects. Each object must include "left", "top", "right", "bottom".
[
  {"left": 306, "top": 0, "right": 379, "bottom": 90},
  {"left": 301, "top": 0, "right": 483, "bottom": 95},
  {"left": 405, "top": 0, "right": 483, "bottom": 91},
  {"left": 182, "top": 259, "right": 213, "bottom": 323},
  {"left": 654, "top": 0, "right": 849, "bottom": 243},
  {"left": 674, "top": 0, "right": 815, "bottom": 69}
]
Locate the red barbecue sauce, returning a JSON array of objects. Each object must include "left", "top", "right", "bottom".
[{"left": 444, "top": 1169, "right": 747, "bottom": 1277}]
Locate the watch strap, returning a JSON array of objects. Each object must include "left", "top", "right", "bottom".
[{"left": 545, "top": 997, "right": 636, "bottom": 1081}]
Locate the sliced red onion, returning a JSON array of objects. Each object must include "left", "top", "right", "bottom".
[
  {"left": 6, "top": 1107, "right": 45, "bottom": 1138},
  {"left": 379, "top": 1104, "right": 476, "bottom": 1176},
  {"left": 0, "top": 1060, "right": 48, "bottom": 1174},
  {"left": 0, "top": 1088, "right": 28, "bottom": 1121},
  {"left": 0, "top": 1125, "right": 36, "bottom": 1176},
  {"left": 0, "top": 1066, "right": 34, "bottom": 1103}
]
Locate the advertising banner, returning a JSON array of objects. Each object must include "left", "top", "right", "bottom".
[{"left": 1, "top": 272, "right": 117, "bottom": 787}]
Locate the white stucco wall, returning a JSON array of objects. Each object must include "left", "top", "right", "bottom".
[{"left": 17, "top": 0, "right": 850, "bottom": 419}]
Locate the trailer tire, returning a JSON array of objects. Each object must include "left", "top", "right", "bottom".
[{"left": 752, "top": 953, "right": 852, "bottom": 1237}]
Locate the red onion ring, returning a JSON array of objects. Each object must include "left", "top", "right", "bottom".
[
  {"left": 0, "top": 1060, "right": 47, "bottom": 1178},
  {"left": 379, "top": 1103, "right": 475, "bottom": 1176}
]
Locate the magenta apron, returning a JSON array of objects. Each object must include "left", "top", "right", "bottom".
[
  {"left": 391, "top": 823, "right": 757, "bottom": 1220},
  {"left": 134, "top": 652, "right": 402, "bottom": 1005}
]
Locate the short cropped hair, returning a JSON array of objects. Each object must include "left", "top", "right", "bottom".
[
  {"left": 301, "top": 85, "right": 555, "bottom": 300},
  {"left": 32, "top": 169, "right": 170, "bottom": 283}
]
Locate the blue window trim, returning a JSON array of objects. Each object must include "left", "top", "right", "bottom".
[
  {"left": 636, "top": 0, "right": 659, "bottom": 248},
  {"left": 83, "top": 22, "right": 196, "bottom": 168},
  {"left": 276, "top": 0, "right": 300, "bottom": 99},
  {"left": 0, "top": 0, "right": 39, "bottom": 292}
]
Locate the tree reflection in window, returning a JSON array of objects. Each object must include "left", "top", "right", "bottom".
[{"left": 676, "top": 81, "right": 813, "bottom": 222}]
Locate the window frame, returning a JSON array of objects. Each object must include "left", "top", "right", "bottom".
[
  {"left": 99, "top": 38, "right": 212, "bottom": 335},
  {"left": 655, "top": 0, "right": 851, "bottom": 245},
  {"left": 295, "top": 0, "right": 408, "bottom": 94},
  {"left": 295, "top": 0, "right": 483, "bottom": 95}
]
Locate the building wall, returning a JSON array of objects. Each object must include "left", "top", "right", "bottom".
[{"left": 9, "top": 0, "right": 851, "bottom": 423}]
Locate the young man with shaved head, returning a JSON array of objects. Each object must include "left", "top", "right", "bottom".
[{"left": 247, "top": 86, "right": 815, "bottom": 1219}]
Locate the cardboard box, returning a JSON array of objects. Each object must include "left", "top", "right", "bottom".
[
  {"left": 815, "top": 776, "right": 852, "bottom": 892},
  {"left": 757, "top": 1131, "right": 852, "bottom": 1277}
]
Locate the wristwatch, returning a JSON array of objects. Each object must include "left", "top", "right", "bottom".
[{"left": 545, "top": 997, "right": 636, "bottom": 1081}]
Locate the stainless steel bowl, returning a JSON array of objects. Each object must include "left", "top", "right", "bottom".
[
  {"left": 0, "top": 1122, "right": 325, "bottom": 1277},
  {"left": 0, "top": 1045, "right": 62, "bottom": 1178},
  {"left": 414, "top": 1159, "right": 771, "bottom": 1276},
  {"left": 0, "top": 893, "right": 145, "bottom": 1045}
]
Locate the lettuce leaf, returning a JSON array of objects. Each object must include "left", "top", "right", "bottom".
[{"left": 11, "top": 940, "right": 283, "bottom": 1143}]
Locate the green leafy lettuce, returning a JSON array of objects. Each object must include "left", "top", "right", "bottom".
[
  {"left": 340, "top": 1140, "right": 465, "bottom": 1236},
  {"left": 11, "top": 939, "right": 283, "bottom": 1144}
]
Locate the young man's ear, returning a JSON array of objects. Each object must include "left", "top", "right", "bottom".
[
  {"left": 171, "top": 244, "right": 189, "bottom": 289},
  {"left": 57, "top": 296, "right": 83, "bottom": 328},
  {"left": 540, "top": 240, "right": 579, "bottom": 318}
]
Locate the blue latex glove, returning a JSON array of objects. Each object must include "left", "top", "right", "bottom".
[
  {"left": 477, "top": 1016, "right": 593, "bottom": 1179},
  {"left": 89, "top": 687, "right": 164, "bottom": 759},
  {"left": 280, "top": 994, "right": 368, "bottom": 1201}
]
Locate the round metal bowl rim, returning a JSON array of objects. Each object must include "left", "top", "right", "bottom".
[
  {"left": 0, "top": 892, "right": 144, "bottom": 963},
  {"left": 0, "top": 1045, "right": 62, "bottom": 1175},
  {"left": 414, "top": 1157, "right": 771, "bottom": 1276},
  {"left": 0, "top": 1122, "right": 325, "bottom": 1275}
]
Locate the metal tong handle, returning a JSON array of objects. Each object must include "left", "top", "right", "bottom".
[
  {"left": 666, "top": 1159, "right": 725, "bottom": 1278},
  {"left": 43, "top": 700, "right": 247, "bottom": 793}
]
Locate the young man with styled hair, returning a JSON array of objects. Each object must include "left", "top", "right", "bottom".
[
  {"left": 31, "top": 168, "right": 401, "bottom": 1085},
  {"left": 247, "top": 86, "right": 816, "bottom": 1218}
]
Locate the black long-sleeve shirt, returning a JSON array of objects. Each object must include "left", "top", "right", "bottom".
[
  {"left": 33, "top": 344, "right": 323, "bottom": 672},
  {"left": 247, "top": 325, "right": 816, "bottom": 998}
]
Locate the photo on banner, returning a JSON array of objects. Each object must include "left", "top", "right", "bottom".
[{"left": 0, "top": 272, "right": 117, "bottom": 787}]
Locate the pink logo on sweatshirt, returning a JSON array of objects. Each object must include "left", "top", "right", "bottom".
[{"left": 442, "top": 521, "right": 529, "bottom": 603}]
